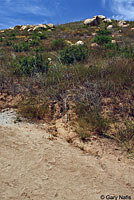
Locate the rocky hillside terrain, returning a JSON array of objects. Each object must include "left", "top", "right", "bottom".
[{"left": 0, "top": 15, "right": 134, "bottom": 199}]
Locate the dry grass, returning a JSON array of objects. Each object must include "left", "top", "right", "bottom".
[{"left": 1, "top": 19, "right": 134, "bottom": 152}]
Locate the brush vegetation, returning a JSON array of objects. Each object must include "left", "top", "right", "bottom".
[{"left": 1, "top": 19, "right": 134, "bottom": 152}]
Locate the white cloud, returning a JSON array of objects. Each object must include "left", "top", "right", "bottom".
[
  {"left": 2, "top": 0, "right": 54, "bottom": 17},
  {"left": 0, "top": 0, "right": 59, "bottom": 29},
  {"left": 103, "top": 0, "right": 134, "bottom": 20}
]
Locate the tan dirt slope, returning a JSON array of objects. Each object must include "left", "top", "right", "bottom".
[{"left": 0, "top": 110, "right": 134, "bottom": 200}]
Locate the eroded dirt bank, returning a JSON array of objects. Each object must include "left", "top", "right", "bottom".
[{"left": 0, "top": 110, "right": 134, "bottom": 200}]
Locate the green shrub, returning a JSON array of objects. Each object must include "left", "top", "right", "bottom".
[
  {"left": 0, "top": 37, "right": 3, "bottom": 42},
  {"left": 59, "top": 45, "right": 89, "bottom": 64},
  {"left": 6, "top": 31, "right": 16, "bottom": 37},
  {"left": 13, "top": 42, "right": 30, "bottom": 52},
  {"left": 29, "top": 39, "right": 39, "bottom": 46},
  {"left": 4, "top": 40, "right": 12, "bottom": 46},
  {"left": 31, "top": 32, "right": 47, "bottom": 40},
  {"left": 75, "top": 104, "right": 109, "bottom": 135},
  {"left": 12, "top": 53, "right": 49, "bottom": 76},
  {"left": 34, "top": 46, "right": 44, "bottom": 53},
  {"left": 121, "top": 46, "right": 134, "bottom": 58},
  {"left": 97, "top": 29, "right": 112, "bottom": 35},
  {"left": 94, "top": 35, "right": 112, "bottom": 45},
  {"left": 51, "top": 39, "right": 66, "bottom": 50},
  {"left": 105, "top": 42, "right": 119, "bottom": 50},
  {"left": 115, "top": 121, "right": 134, "bottom": 152}
]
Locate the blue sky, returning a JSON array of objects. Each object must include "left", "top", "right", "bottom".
[{"left": 0, "top": 0, "right": 134, "bottom": 29}]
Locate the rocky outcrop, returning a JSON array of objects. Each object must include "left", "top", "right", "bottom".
[
  {"left": 84, "top": 15, "right": 106, "bottom": 26},
  {"left": 118, "top": 20, "right": 129, "bottom": 28},
  {"left": 33, "top": 24, "right": 48, "bottom": 31},
  {"left": 103, "top": 18, "right": 112, "bottom": 23},
  {"left": 84, "top": 18, "right": 98, "bottom": 26},
  {"left": 14, "top": 25, "right": 22, "bottom": 30},
  {"left": 11, "top": 23, "right": 55, "bottom": 32},
  {"left": 47, "top": 23, "right": 55, "bottom": 28}
]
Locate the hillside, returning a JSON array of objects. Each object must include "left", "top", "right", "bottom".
[
  {"left": 1, "top": 15, "right": 134, "bottom": 153},
  {"left": 1, "top": 15, "right": 134, "bottom": 200}
]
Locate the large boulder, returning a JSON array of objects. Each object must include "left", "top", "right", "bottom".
[
  {"left": 95, "top": 15, "right": 106, "bottom": 24},
  {"left": 47, "top": 23, "right": 55, "bottom": 28},
  {"left": 103, "top": 18, "right": 112, "bottom": 23},
  {"left": 84, "top": 15, "right": 106, "bottom": 26},
  {"left": 14, "top": 25, "right": 22, "bottom": 30},
  {"left": 118, "top": 20, "right": 129, "bottom": 28},
  {"left": 107, "top": 25, "right": 113, "bottom": 30},
  {"left": 20, "top": 25, "right": 27, "bottom": 31},
  {"left": 33, "top": 24, "right": 48, "bottom": 31},
  {"left": 84, "top": 18, "right": 98, "bottom": 26}
]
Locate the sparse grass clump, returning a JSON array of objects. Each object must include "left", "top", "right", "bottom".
[
  {"left": 115, "top": 121, "right": 134, "bottom": 152},
  {"left": 18, "top": 97, "right": 49, "bottom": 120},
  {"left": 51, "top": 39, "right": 66, "bottom": 50}
]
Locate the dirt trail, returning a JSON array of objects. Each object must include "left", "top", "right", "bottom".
[{"left": 0, "top": 109, "right": 134, "bottom": 200}]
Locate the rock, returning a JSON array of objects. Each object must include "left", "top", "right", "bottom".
[
  {"left": 103, "top": 18, "right": 112, "bottom": 23},
  {"left": 47, "top": 23, "right": 55, "bottom": 28},
  {"left": 107, "top": 25, "right": 113, "bottom": 30},
  {"left": 111, "top": 40, "right": 116, "bottom": 44},
  {"left": 20, "top": 25, "right": 27, "bottom": 31},
  {"left": 95, "top": 15, "right": 106, "bottom": 24},
  {"left": 14, "top": 25, "right": 22, "bottom": 30},
  {"left": 9, "top": 27, "right": 14, "bottom": 30},
  {"left": 118, "top": 20, "right": 126, "bottom": 26},
  {"left": 75, "top": 40, "right": 84, "bottom": 46},
  {"left": 92, "top": 32, "right": 97, "bottom": 36},
  {"left": 33, "top": 24, "right": 47, "bottom": 31},
  {"left": 118, "top": 20, "right": 129, "bottom": 28},
  {"left": 84, "top": 18, "right": 98, "bottom": 26},
  {"left": 122, "top": 24, "right": 129, "bottom": 28},
  {"left": 91, "top": 42, "right": 99, "bottom": 47},
  {"left": 27, "top": 28, "right": 33, "bottom": 32},
  {"left": 118, "top": 30, "right": 123, "bottom": 33},
  {"left": 84, "top": 15, "right": 106, "bottom": 26}
]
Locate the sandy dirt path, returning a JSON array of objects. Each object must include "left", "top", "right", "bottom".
[{"left": 0, "top": 110, "right": 134, "bottom": 200}]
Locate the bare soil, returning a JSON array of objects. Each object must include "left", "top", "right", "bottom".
[{"left": 0, "top": 109, "right": 134, "bottom": 200}]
